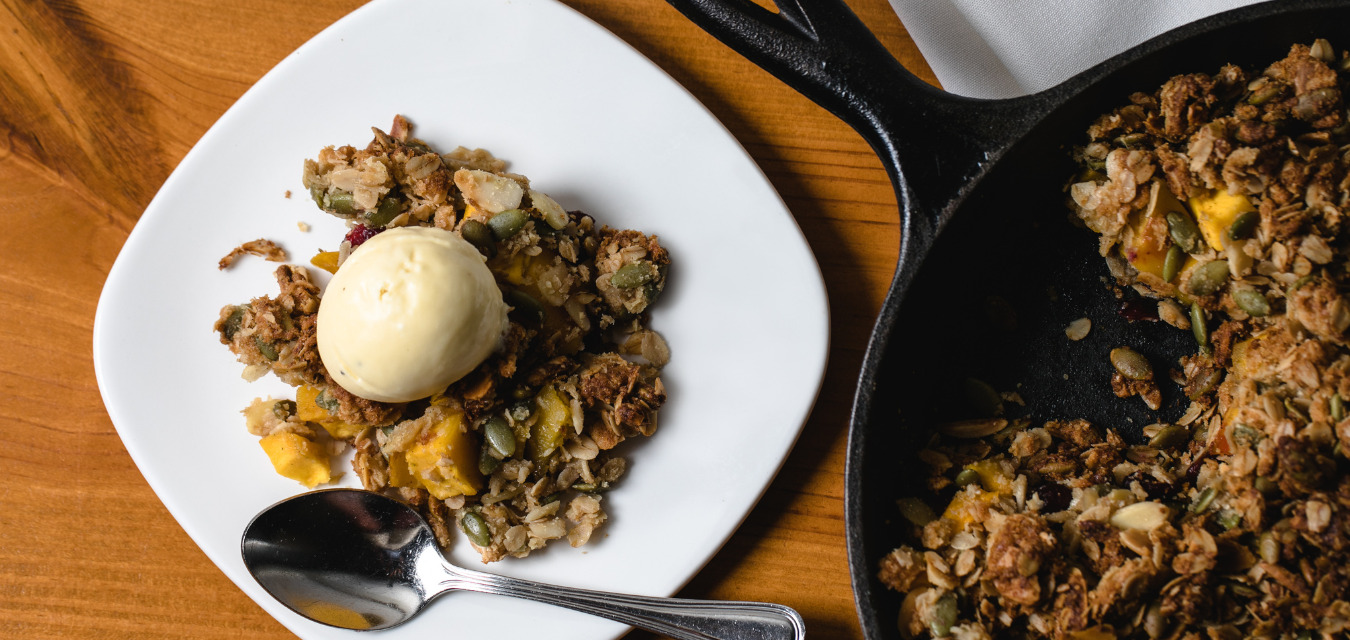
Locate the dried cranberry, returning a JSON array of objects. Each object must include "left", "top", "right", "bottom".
[
  {"left": 1125, "top": 470, "right": 1176, "bottom": 499},
  {"left": 1118, "top": 298, "right": 1159, "bottom": 322},
  {"left": 344, "top": 224, "right": 382, "bottom": 248},
  {"left": 1032, "top": 483, "right": 1072, "bottom": 513}
]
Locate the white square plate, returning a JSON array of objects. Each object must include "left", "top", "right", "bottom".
[{"left": 92, "top": 0, "right": 829, "bottom": 638}]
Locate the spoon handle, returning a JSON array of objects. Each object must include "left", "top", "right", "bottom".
[{"left": 440, "top": 564, "right": 805, "bottom": 640}]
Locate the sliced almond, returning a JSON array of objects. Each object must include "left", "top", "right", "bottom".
[{"left": 1110, "top": 501, "right": 1170, "bottom": 531}]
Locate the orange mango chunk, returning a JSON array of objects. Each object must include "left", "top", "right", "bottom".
[{"left": 260, "top": 431, "right": 331, "bottom": 488}]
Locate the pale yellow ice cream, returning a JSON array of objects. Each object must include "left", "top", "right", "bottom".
[{"left": 317, "top": 227, "right": 508, "bottom": 403}]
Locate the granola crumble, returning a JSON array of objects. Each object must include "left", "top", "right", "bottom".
[
  {"left": 881, "top": 42, "right": 1350, "bottom": 639},
  {"left": 217, "top": 116, "right": 670, "bottom": 563}
]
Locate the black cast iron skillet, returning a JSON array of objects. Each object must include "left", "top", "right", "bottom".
[{"left": 662, "top": 0, "right": 1350, "bottom": 637}]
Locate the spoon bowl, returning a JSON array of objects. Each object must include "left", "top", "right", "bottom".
[{"left": 242, "top": 489, "right": 806, "bottom": 639}]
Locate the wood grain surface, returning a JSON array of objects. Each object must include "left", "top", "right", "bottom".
[{"left": 0, "top": 0, "right": 937, "bottom": 637}]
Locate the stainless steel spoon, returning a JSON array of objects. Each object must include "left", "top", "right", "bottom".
[{"left": 241, "top": 489, "right": 805, "bottom": 638}]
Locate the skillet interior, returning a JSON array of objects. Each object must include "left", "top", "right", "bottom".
[{"left": 851, "top": 6, "right": 1350, "bottom": 639}]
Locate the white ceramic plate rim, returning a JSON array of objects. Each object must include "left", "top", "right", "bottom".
[{"left": 92, "top": 0, "right": 829, "bottom": 638}]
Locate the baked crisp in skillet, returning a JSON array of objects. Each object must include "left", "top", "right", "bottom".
[
  {"left": 880, "top": 41, "right": 1350, "bottom": 638},
  {"left": 215, "top": 116, "right": 670, "bottom": 563}
]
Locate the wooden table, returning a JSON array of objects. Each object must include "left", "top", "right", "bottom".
[{"left": 0, "top": 1, "right": 937, "bottom": 637}]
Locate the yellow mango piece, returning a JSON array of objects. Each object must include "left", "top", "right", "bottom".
[
  {"left": 1120, "top": 207, "right": 1171, "bottom": 278},
  {"left": 295, "top": 385, "right": 366, "bottom": 438},
  {"left": 501, "top": 252, "right": 550, "bottom": 286},
  {"left": 404, "top": 411, "right": 482, "bottom": 499},
  {"left": 965, "top": 459, "right": 1015, "bottom": 494},
  {"left": 310, "top": 251, "right": 340, "bottom": 274},
  {"left": 940, "top": 460, "right": 1015, "bottom": 528},
  {"left": 1188, "top": 189, "right": 1254, "bottom": 251},
  {"left": 1229, "top": 328, "right": 1274, "bottom": 381},
  {"left": 260, "top": 431, "right": 332, "bottom": 488},
  {"left": 296, "top": 385, "right": 330, "bottom": 422},
  {"left": 531, "top": 385, "right": 570, "bottom": 463},
  {"left": 1069, "top": 626, "right": 1119, "bottom": 640},
  {"left": 386, "top": 451, "right": 417, "bottom": 488},
  {"left": 941, "top": 488, "right": 1002, "bottom": 529},
  {"left": 317, "top": 420, "right": 367, "bottom": 439},
  {"left": 1230, "top": 338, "right": 1251, "bottom": 379}
]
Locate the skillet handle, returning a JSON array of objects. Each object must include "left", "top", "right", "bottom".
[{"left": 664, "top": 0, "right": 1036, "bottom": 244}]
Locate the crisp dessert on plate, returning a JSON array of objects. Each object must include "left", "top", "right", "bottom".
[
  {"left": 215, "top": 115, "right": 671, "bottom": 563},
  {"left": 879, "top": 42, "right": 1350, "bottom": 638}
]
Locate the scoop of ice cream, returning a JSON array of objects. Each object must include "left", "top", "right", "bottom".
[{"left": 317, "top": 226, "right": 508, "bottom": 403}]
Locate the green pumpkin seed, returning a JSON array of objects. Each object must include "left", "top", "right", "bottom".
[
  {"left": 254, "top": 336, "right": 279, "bottom": 361},
  {"left": 327, "top": 191, "right": 357, "bottom": 216},
  {"left": 929, "top": 593, "right": 957, "bottom": 638},
  {"left": 1232, "top": 424, "right": 1262, "bottom": 446},
  {"left": 272, "top": 399, "right": 297, "bottom": 419},
  {"left": 610, "top": 262, "right": 654, "bottom": 289},
  {"left": 1162, "top": 245, "right": 1185, "bottom": 282},
  {"left": 961, "top": 377, "right": 1003, "bottom": 418},
  {"left": 1255, "top": 476, "right": 1278, "bottom": 496},
  {"left": 1217, "top": 509, "right": 1242, "bottom": 530},
  {"left": 1187, "top": 368, "right": 1224, "bottom": 400},
  {"left": 314, "top": 390, "right": 339, "bottom": 412},
  {"left": 1311, "top": 38, "right": 1335, "bottom": 63},
  {"left": 222, "top": 306, "right": 246, "bottom": 340},
  {"left": 540, "top": 492, "right": 562, "bottom": 506},
  {"left": 484, "top": 416, "right": 517, "bottom": 458},
  {"left": 1115, "top": 132, "right": 1149, "bottom": 148},
  {"left": 1233, "top": 287, "right": 1271, "bottom": 317},
  {"left": 461, "top": 219, "right": 495, "bottom": 248},
  {"left": 1166, "top": 211, "right": 1203, "bottom": 254},
  {"left": 1248, "top": 81, "right": 1282, "bottom": 106},
  {"left": 1149, "top": 424, "right": 1189, "bottom": 449},
  {"left": 1110, "top": 347, "right": 1153, "bottom": 381},
  {"left": 1332, "top": 393, "right": 1345, "bottom": 422},
  {"left": 954, "top": 469, "right": 982, "bottom": 488},
  {"left": 308, "top": 185, "right": 326, "bottom": 209},
  {"left": 364, "top": 193, "right": 402, "bottom": 227},
  {"left": 460, "top": 511, "right": 492, "bottom": 547},
  {"left": 1188, "top": 260, "right": 1230, "bottom": 296},
  {"left": 1191, "top": 303, "right": 1208, "bottom": 349},
  {"left": 1190, "top": 487, "right": 1216, "bottom": 513},
  {"left": 897, "top": 497, "right": 936, "bottom": 527},
  {"left": 478, "top": 447, "right": 502, "bottom": 476},
  {"left": 571, "top": 482, "right": 598, "bottom": 493},
  {"left": 1227, "top": 210, "right": 1260, "bottom": 242},
  {"left": 487, "top": 209, "right": 529, "bottom": 240}
]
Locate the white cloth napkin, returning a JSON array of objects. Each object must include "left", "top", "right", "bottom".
[{"left": 888, "top": 0, "right": 1267, "bottom": 99}]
